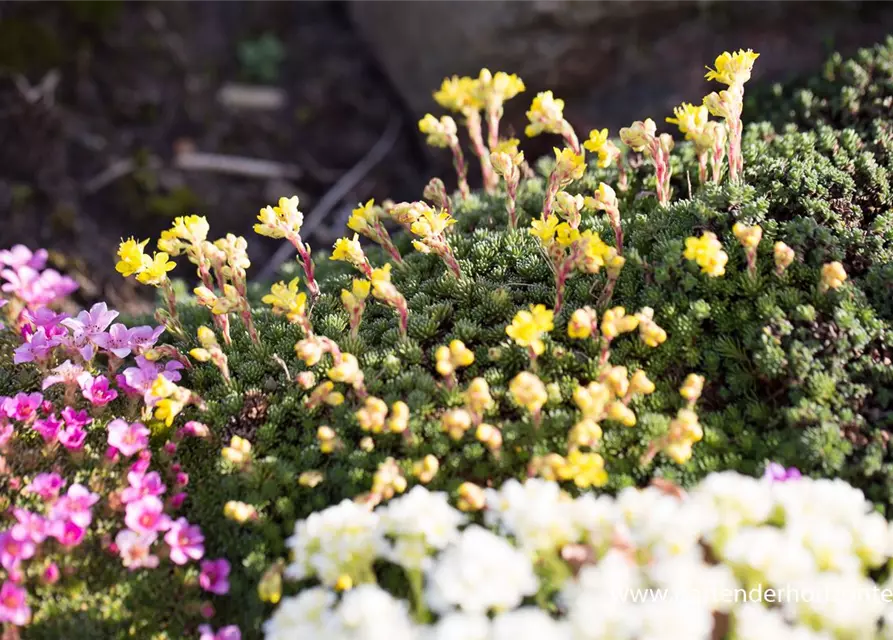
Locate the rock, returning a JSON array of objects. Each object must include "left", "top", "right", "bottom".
[{"left": 349, "top": 0, "right": 893, "bottom": 136}]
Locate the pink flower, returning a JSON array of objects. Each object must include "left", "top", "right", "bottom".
[
  {"left": 61, "top": 407, "right": 92, "bottom": 428},
  {"left": 92, "top": 323, "right": 135, "bottom": 358},
  {"left": 42, "top": 360, "right": 85, "bottom": 390},
  {"left": 178, "top": 421, "right": 210, "bottom": 439},
  {"left": 50, "top": 519, "right": 86, "bottom": 548},
  {"left": 0, "top": 423, "right": 12, "bottom": 448},
  {"left": 61, "top": 302, "right": 118, "bottom": 342},
  {"left": 77, "top": 372, "right": 118, "bottom": 406},
  {"left": 51, "top": 483, "right": 99, "bottom": 528},
  {"left": 32, "top": 414, "right": 63, "bottom": 443},
  {"left": 0, "top": 580, "right": 31, "bottom": 626},
  {"left": 22, "top": 306, "right": 67, "bottom": 332},
  {"left": 124, "top": 496, "right": 170, "bottom": 534},
  {"left": 115, "top": 530, "right": 159, "bottom": 570},
  {"left": 3, "top": 392, "right": 43, "bottom": 422},
  {"left": 170, "top": 492, "right": 188, "bottom": 509},
  {"left": 42, "top": 562, "right": 60, "bottom": 585},
  {"left": 199, "top": 559, "right": 231, "bottom": 595},
  {"left": 120, "top": 356, "right": 182, "bottom": 398},
  {"left": 175, "top": 472, "right": 189, "bottom": 487},
  {"left": 0, "top": 530, "right": 36, "bottom": 571},
  {"left": 129, "top": 325, "right": 166, "bottom": 351},
  {"left": 13, "top": 327, "right": 59, "bottom": 364},
  {"left": 107, "top": 419, "right": 150, "bottom": 457},
  {"left": 198, "top": 625, "right": 241, "bottom": 640},
  {"left": 58, "top": 424, "right": 87, "bottom": 451},
  {"left": 25, "top": 472, "right": 65, "bottom": 500},
  {"left": 164, "top": 518, "right": 204, "bottom": 565},
  {"left": 0, "top": 245, "right": 47, "bottom": 270},
  {"left": 11, "top": 509, "right": 48, "bottom": 544},
  {"left": 121, "top": 471, "right": 166, "bottom": 504}
]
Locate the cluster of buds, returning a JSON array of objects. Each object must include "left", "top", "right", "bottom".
[
  {"left": 732, "top": 222, "right": 763, "bottom": 277},
  {"left": 340, "top": 279, "right": 371, "bottom": 338},
  {"left": 442, "top": 377, "right": 499, "bottom": 453},
  {"left": 583, "top": 128, "right": 626, "bottom": 189},
  {"left": 584, "top": 182, "right": 624, "bottom": 255},
  {"left": 423, "top": 178, "right": 453, "bottom": 218},
  {"left": 456, "top": 481, "right": 486, "bottom": 512},
  {"left": 254, "top": 196, "right": 319, "bottom": 300},
  {"left": 643, "top": 373, "right": 706, "bottom": 465},
  {"left": 820, "top": 261, "right": 848, "bottom": 293},
  {"left": 508, "top": 371, "right": 548, "bottom": 424},
  {"left": 365, "top": 457, "right": 407, "bottom": 506},
  {"left": 223, "top": 500, "right": 258, "bottom": 524},
  {"left": 432, "top": 71, "right": 524, "bottom": 194},
  {"left": 529, "top": 216, "right": 623, "bottom": 314},
  {"left": 573, "top": 366, "right": 655, "bottom": 430},
  {"left": 418, "top": 114, "right": 470, "bottom": 199},
  {"left": 305, "top": 382, "right": 344, "bottom": 410},
  {"left": 188, "top": 326, "right": 230, "bottom": 382},
  {"left": 530, "top": 449, "right": 608, "bottom": 489},
  {"left": 369, "top": 264, "right": 409, "bottom": 337},
  {"left": 348, "top": 200, "right": 403, "bottom": 264},
  {"left": 703, "top": 49, "right": 760, "bottom": 184},
  {"left": 684, "top": 231, "right": 729, "bottom": 277},
  {"left": 391, "top": 201, "right": 462, "bottom": 279},
  {"left": 774, "top": 241, "right": 795, "bottom": 276},
  {"left": 620, "top": 119, "right": 674, "bottom": 206},
  {"left": 316, "top": 425, "right": 340, "bottom": 454},
  {"left": 412, "top": 454, "right": 440, "bottom": 484},
  {"left": 554, "top": 191, "right": 585, "bottom": 230},
  {"left": 568, "top": 305, "right": 667, "bottom": 352},
  {"left": 221, "top": 435, "right": 252, "bottom": 471},
  {"left": 489, "top": 139, "right": 525, "bottom": 229},
  {"left": 435, "top": 339, "right": 474, "bottom": 387},
  {"left": 505, "top": 304, "right": 554, "bottom": 363},
  {"left": 542, "top": 148, "right": 586, "bottom": 221},
  {"left": 666, "top": 103, "right": 727, "bottom": 184},
  {"left": 525, "top": 91, "right": 581, "bottom": 154},
  {"left": 330, "top": 234, "right": 374, "bottom": 280}
]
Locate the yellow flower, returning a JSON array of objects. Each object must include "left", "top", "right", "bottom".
[
  {"left": 525, "top": 91, "right": 565, "bottom": 137},
  {"left": 684, "top": 232, "right": 728, "bottom": 277},
  {"left": 317, "top": 426, "right": 338, "bottom": 454},
  {"left": 619, "top": 119, "right": 657, "bottom": 152},
  {"left": 135, "top": 252, "right": 176, "bottom": 287},
  {"left": 370, "top": 263, "right": 400, "bottom": 301},
  {"left": 703, "top": 89, "right": 743, "bottom": 122},
  {"left": 169, "top": 215, "right": 210, "bottom": 245},
  {"left": 579, "top": 231, "right": 610, "bottom": 273},
  {"left": 331, "top": 234, "right": 365, "bottom": 266},
  {"left": 666, "top": 103, "right": 709, "bottom": 139},
  {"left": 435, "top": 339, "right": 475, "bottom": 376},
  {"left": 387, "top": 401, "right": 410, "bottom": 434},
  {"left": 410, "top": 206, "right": 455, "bottom": 238},
  {"left": 568, "top": 307, "right": 596, "bottom": 339},
  {"left": 555, "top": 223, "right": 581, "bottom": 247},
  {"left": 328, "top": 353, "right": 363, "bottom": 386},
  {"left": 154, "top": 397, "right": 186, "bottom": 427},
  {"left": 442, "top": 408, "right": 473, "bottom": 440},
  {"left": 574, "top": 382, "right": 611, "bottom": 419},
  {"left": 413, "top": 454, "right": 440, "bottom": 484},
  {"left": 604, "top": 365, "right": 629, "bottom": 397},
  {"left": 356, "top": 396, "right": 388, "bottom": 433},
  {"left": 298, "top": 470, "right": 324, "bottom": 488},
  {"left": 774, "top": 241, "right": 795, "bottom": 274},
  {"left": 529, "top": 215, "right": 560, "bottom": 245},
  {"left": 348, "top": 199, "right": 377, "bottom": 234},
  {"left": 223, "top": 501, "right": 257, "bottom": 523},
  {"left": 589, "top": 182, "right": 617, "bottom": 211},
  {"left": 341, "top": 278, "right": 371, "bottom": 312},
  {"left": 116, "top": 238, "right": 150, "bottom": 277},
  {"left": 505, "top": 304, "right": 554, "bottom": 356},
  {"left": 457, "top": 482, "right": 486, "bottom": 511},
  {"left": 254, "top": 196, "right": 303, "bottom": 238},
  {"left": 732, "top": 222, "right": 763, "bottom": 250},
  {"left": 635, "top": 307, "right": 667, "bottom": 348},
  {"left": 553, "top": 147, "right": 586, "bottom": 182},
  {"left": 569, "top": 419, "right": 602, "bottom": 450},
  {"left": 222, "top": 436, "right": 252, "bottom": 466},
  {"left": 262, "top": 277, "right": 307, "bottom": 323},
  {"left": 820, "top": 261, "right": 847, "bottom": 292},
  {"left": 475, "top": 423, "right": 502, "bottom": 451},
  {"left": 465, "top": 377, "right": 494, "bottom": 415},
  {"left": 433, "top": 75, "right": 483, "bottom": 113},
  {"left": 705, "top": 49, "right": 760, "bottom": 87},
  {"left": 680, "top": 374, "right": 705, "bottom": 403},
  {"left": 607, "top": 401, "right": 637, "bottom": 427},
  {"left": 629, "top": 370, "right": 656, "bottom": 396},
  {"left": 149, "top": 374, "right": 177, "bottom": 400},
  {"left": 492, "top": 137, "right": 521, "bottom": 156},
  {"left": 583, "top": 128, "right": 609, "bottom": 153},
  {"left": 475, "top": 69, "right": 525, "bottom": 106},
  {"left": 558, "top": 450, "right": 608, "bottom": 489},
  {"left": 509, "top": 371, "right": 548, "bottom": 414},
  {"left": 601, "top": 307, "right": 639, "bottom": 340}
]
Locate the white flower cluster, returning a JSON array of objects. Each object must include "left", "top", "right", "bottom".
[{"left": 271, "top": 471, "right": 893, "bottom": 640}]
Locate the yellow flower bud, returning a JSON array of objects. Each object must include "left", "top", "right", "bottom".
[
  {"left": 629, "top": 370, "right": 656, "bottom": 396},
  {"left": 465, "top": 378, "right": 494, "bottom": 415},
  {"left": 680, "top": 374, "right": 705, "bottom": 403},
  {"left": 820, "top": 261, "right": 847, "bottom": 292},
  {"left": 457, "top": 482, "right": 486, "bottom": 511},
  {"left": 387, "top": 401, "right": 410, "bottom": 434},
  {"left": 774, "top": 241, "right": 795, "bottom": 274},
  {"left": 509, "top": 372, "right": 548, "bottom": 414},
  {"left": 607, "top": 401, "right": 637, "bottom": 427}
]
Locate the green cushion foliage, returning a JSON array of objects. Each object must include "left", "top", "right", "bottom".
[{"left": 161, "top": 42, "right": 893, "bottom": 635}]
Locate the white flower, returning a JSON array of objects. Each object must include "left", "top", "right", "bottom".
[
  {"left": 734, "top": 603, "right": 831, "bottom": 640},
  {"left": 378, "top": 486, "right": 464, "bottom": 570},
  {"left": 426, "top": 525, "right": 538, "bottom": 615},
  {"left": 285, "top": 499, "right": 381, "bottom": 587},
  {"left": 264, "top": 587, "right": 335, "bottom": 639},
  {"left": 637, "top": 598, "right": 715, "bottom": 640},
  {"left": 692, "top": 472, "right": 773, "bottom": 538},
  {"left": 491, "top": 608, "right": 572, "bottom": 640},
  {"left": 615, "top": 486, "right": 712, "bottom": 558},
  {"left": 423, "top": 613, "right": 489, "bottom": 640},
  {"left": 783, "top": 574, "right": 885, "bottom": 638},
  {"left": 564, "top": 551, "right": 642, "bottom": 640},
  {"left": 484, "top": 478, "right": 581, "bottom": 554},
  {"left": 721, "top": 527, "right": 817, "bottom": 586},
  {"left": 332, "top": 584, "right": 418, "bottom": 640}
]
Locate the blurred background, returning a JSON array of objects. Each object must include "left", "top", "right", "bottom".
[{"left": 3, "top": 0, "right": 893, "bottom": 313}]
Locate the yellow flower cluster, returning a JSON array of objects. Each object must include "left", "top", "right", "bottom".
[
  {"left": 774, "top": 241, "right": 795, "bottom": 275},
  {"left": 370, "top": 457, "right": 407, "bottom": 503},
  {"left": 317, "top": 426, "right": 339, "bottom": 454},
  {"left": 116, "top": 238, "right": 176, "bottom": 287},
  {"left": 150, "top": 374, "right": 197, "bottom": 427},
  {"left": 330, "top": 234, "right": 370, "bottom": 276},
  {"left": 705, "top": 49, "right": 760, "bottom": 87},
  {"left": 525, "top": 91, "right": 566, "bottom": 138},
  {"left": 262, "top": 277, "right": 308, "bottom": 325},
  {"left": 465, "top": 378, "right": 494, "bottom": 416},
  {"left": 222, "top": 436, "right": 252, "bottom": 468},
  {"left": 412, "top": 454, "right": 440, "bottom": 484},
  {"left": 355, "top": 396, "right": 388, "bottom": 433},
  {"left": 684, "top": 231, "right": 729, "bottom": 277},
  {"left": 368, "top": 264, "right": 409, "bottom": 335},
  {"left": 442, "top": 408, "right": 473, "bottom": 441},
  {"left": 435, "top": 340, "right": 475, "bottom": 377},
  {"left": 567, "top": 306, "right": 666, "bottom": 348},
  {"left": 223, "top": 501, "right": 258, "bottom": 523},
  {"left": 619, "top": 118, "right": 657, "bottom": 153},
  {"left": 418, "top": 113, "right": 459, "bottom": 149},
  {"left": 509, "top": 371, "right": 548, "bottom": 415},
  {"left": 189, "top": 325, "right": 230, "bottom": 381},
  {"left": 533, "top": 451, "right": 608, "bottom": 489},
  {"left": 820, "top": 261, "right": 848, "bottom": 292},
  {"left": 457, "top": 482, "right": 485, "bottom": 512},
  {"left": 254, "top": 196, "right": 304, "bottom": 239},
  {"left": 732, "top": 222, "right": 762, "bottom": 250},
  {"left": 505, "top": 304, "right": 554, "bottom": 356},
  {"left": 583, "top": 128, "right": 621, "bottom": 169}
]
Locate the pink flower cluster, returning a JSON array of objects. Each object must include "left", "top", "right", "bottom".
[
  {"left": 0, "top": 245, "right": 78, "bottom": 312},
  {"left": 0, "top": 476, "right": 98, "bottom": 625}
]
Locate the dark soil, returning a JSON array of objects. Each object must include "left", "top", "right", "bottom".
[{"left": 0, "top": 1, "right": 428, "bottom": 315}]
